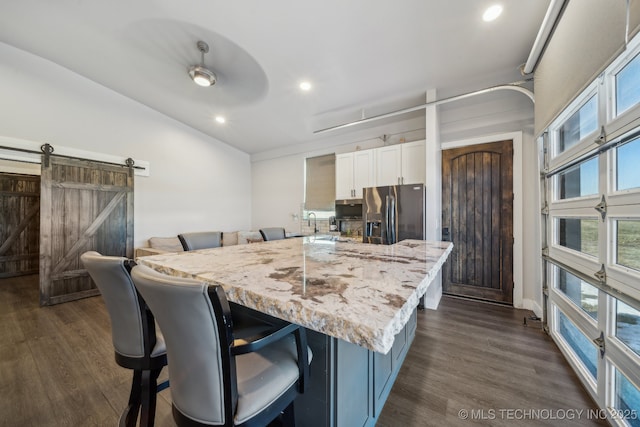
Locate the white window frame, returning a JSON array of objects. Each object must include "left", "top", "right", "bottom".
[
  {"left": 543, "top": 32, "right": 640, "bottom": 427},
  {"left": 548, "top": 82, "right": 600, "bottom": 171},
  {"left": 607, "top": 33, "right": 640, "bottom": 124}
]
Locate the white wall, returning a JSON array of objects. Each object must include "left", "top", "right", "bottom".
[
  {"left": 0, "top": 42, "right": 252, "bottom": 248},
  {"left": 520, "top": 128, "right": 542, "bottom": 313},
  {"left": 251, "top": 155, "right": 304, "bottom": 232}
]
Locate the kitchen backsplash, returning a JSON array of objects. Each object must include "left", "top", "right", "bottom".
[
  {"left": 338, "top": 219, "right": 363, "bottom": 237},
  {"left": 300, "top": 218, "right": 331, "bottom": 235},
  {"left": 300, "top": 218, "right": 363, "bottom": 237}
]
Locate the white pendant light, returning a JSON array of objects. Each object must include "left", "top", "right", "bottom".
[{"left": 189, "top": 41, "right": 217, "bottom": 87}]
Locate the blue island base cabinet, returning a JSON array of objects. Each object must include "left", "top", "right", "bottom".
[{"left": 295, "top": 308, "right": 418, "bottom": 426}]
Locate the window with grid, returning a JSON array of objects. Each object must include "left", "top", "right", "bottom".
[{"left": 541, "top": 34, "right": 640, "bottom": 427}]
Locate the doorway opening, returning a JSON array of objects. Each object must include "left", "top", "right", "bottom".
[
  {"left": 441, "top": 139, "right": 514, "bottom": 304},
  {"left": 0, "top": 162, "right": 41, "bottom": 279}
]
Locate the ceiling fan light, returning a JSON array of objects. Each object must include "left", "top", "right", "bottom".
[
  {"left": 189, "top": 65, "right": 216, "bottom": 87},
  {"left": 193, "top": 73, "right": 213, "bottom": 87}
]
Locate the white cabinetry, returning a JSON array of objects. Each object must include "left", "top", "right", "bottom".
[
  {"left": 335, "top": 154, "right": 354, "bottom": 200},
  {"left": 335, "top": 141, "right": 424, "bottom": 200},
  {"left": 375, "top": 145, "right": 402, "bottom": 186},
  {"left": 400, "top": 140, "right": 426, "bottom": 185},
  {"left": 335, "top": 149, "right": 375, "bottom": 199},
  {"left": 375, "top": 140, "right": 425, "bottom": 186}
]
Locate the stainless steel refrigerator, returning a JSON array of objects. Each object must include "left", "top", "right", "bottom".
[{"left": 362, "top": 184, "right": 425, "bottom": 244}]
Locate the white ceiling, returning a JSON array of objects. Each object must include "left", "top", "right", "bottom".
[{"left": 0, "top": 0, "right": 550, "bottom": 155}]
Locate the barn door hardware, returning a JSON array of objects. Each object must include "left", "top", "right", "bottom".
[
  {"left": 126, "top": 157, "right": 135, "bottom": 177},
  {"left": 592, "top": 331, "right": 605, "bottom": 358},
  {"left": 594, "top": 195, "right": 607, "bottom": 221},
  {"left": 40, "top": 143, "right": 54, "bottom": 168}
]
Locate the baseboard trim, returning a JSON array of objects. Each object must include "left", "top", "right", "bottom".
[{"left": 521, "top": 298, "right": 543, "bottom": 318}]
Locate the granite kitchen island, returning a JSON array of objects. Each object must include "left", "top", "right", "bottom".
[{"left": 137, "top": 236, "right": 452, "bottom": 426}]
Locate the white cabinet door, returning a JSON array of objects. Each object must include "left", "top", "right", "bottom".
[
  {"left": 400, "top": 140, "right": 425, "bottom": 184},
  {"left": 335, "top": 153, "right": 355, "bottom": 199},
  {"left": 352, "top": 149, "right": 375, "bottom": 198},
  {"left": 375, "top": 145, "right": 402, "bottom": 187}
]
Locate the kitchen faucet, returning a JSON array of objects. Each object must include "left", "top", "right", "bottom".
[{"left": 308, "top": 211, "right": 318, "bottom": 234}]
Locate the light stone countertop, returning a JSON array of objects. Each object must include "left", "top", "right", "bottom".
[{"left": 136, "top": 236, "right": 453, "bottom": 354}]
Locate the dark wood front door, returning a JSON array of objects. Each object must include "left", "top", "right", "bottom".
[
  {"left": 39, "top": 156, "right": 134, "bottom": 306},
  {"left": 442, "top": 140, "right": 513, "bottom": 304},
  {"left": 0, "top": 173, "right": 40, "bottom": 278}
]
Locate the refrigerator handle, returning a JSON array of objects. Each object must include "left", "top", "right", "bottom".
[
  {"left": 384, "top": 195, "right": 390, "bottom": 244},
  {"left": 384, "top": 195, "right": 388, "bottom": 244},
  {"left": 388, "top": 195, "right": 396, "bottom": 244}
]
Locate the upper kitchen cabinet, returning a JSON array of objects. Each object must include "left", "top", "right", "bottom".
[
  {"left": 335, "top": 154, "right": 354, "bottom": 199},
  {"left": 375, "top": 140, "right": 425, "bottom": 186},
  {"left": 375, "top": 145, "right": 402, "bottom": 186},
  {"left": 400, "top": 140, "right": 426, "bottom": 184},
  {"left": 336, "top": 149, "right": 375, "bottom": 199}
]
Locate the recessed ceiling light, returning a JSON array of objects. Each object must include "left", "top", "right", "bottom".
[
  {"left": 299, "top": 81, "right": 312, "bottom": 91},
  {"left": 483, "top": 4, "right": 503, "bottom": 22},
  {"left": 215, "top": 116, "right": 226, "bottom": 124}
]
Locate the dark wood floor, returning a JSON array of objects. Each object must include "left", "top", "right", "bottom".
[{"left": 0, "top": 275, "right": 604, "bottom": 426}]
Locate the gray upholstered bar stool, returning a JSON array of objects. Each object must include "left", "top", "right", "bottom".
[
  {"left": 81, "top": 251, "right": 168, "bottom": 427},
  {"left": 131, "top": 264, "right": 311, "bottom": 427},
  {"left": 178, "top": 231, "right": 222, "bottom": 251},
  {"left": 259, "top": 227, "right": 286, "bottom": 241},
  {"left": 178, "top": 230, "right": 279, "bottom": 340}
]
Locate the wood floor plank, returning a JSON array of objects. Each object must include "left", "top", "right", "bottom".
[
  {"left": 377, "top": 296, "right": 605, "bottom": 426},
  {"left": 1, "top": 276, "right": 604, "bottom": 426},
  {"left": 0, "top": 339, "right": 56, "bottom": 427}
]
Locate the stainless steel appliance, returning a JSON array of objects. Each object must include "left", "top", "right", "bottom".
[
  {"left": 362, "top": 184, "right": 425, "bottom": 244},
  {"left": 335, "top": 199, "right": 363, "bottom": 234}
]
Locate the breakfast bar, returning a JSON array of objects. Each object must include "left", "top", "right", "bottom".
[{"left": 137, "top": 236, "right": 452, "bottom": 426}]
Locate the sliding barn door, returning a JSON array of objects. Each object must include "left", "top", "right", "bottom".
[
  {"left": 39, "top": 157, "right": 133, "bottom": 306},
  {"left": 0, "top": 173, "right": 40, "bottom": 278}
]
